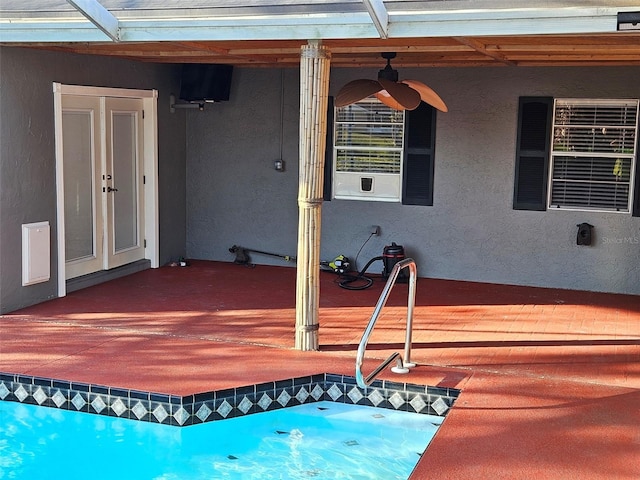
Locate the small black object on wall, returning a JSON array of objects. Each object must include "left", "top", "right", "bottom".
[{"left": 576, "top": 223, "right": 594, "bottom": 246}]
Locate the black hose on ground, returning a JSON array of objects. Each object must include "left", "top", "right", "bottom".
[{"left": 337, "top": 255, "right": 383, "bottom": 290}]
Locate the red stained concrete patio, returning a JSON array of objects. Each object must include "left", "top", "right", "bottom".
[{"left": 1, "top": 260, "right": 639, "bottom": 479}]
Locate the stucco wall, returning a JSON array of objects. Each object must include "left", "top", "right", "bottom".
[
  {"left": 186, "top": 65, "right": 640, "bottom": 295},
  {"left": 186, "top": 68, "right": 300, "bottom": 266},
  {"left": 0, "top": 47, "right": 187, "bottom": 313},
  {"left": 1, "top": 46, "right": 637, "bottom": 312}
]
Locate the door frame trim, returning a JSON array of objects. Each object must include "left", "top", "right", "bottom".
[{"left": 53, "top": 83, "right": 159, "bottom": 298}]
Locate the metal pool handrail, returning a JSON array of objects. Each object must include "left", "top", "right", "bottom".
[{"left": 355, "top": 258, "right": 417, "bottom": 388}]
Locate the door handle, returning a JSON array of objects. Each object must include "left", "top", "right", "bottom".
[{"left": 107, "top": 186, "right": 118, "bottom": 193}]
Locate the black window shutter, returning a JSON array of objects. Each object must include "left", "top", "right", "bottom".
[
  {"left": 323, "top": 96, "right": 334, "bottom": 201},
  {"left": 513, "top": 97, "right": 553, "bottom": 210},
  {"left": 402, "top": 102, "right": 436, "bottom": 206},
  {"left": 633, "top": 132, "right": 640, "bottom": 217}
]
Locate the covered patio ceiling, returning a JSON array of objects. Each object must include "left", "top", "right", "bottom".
[{"left": 1, "top": 1, "right": 640, "bottom": 68}]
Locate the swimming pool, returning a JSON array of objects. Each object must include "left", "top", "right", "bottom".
[
  {"left": 0, "top": 372, "right": 459, "bottom": 479},
  {"left": 1, "top": 400, "right": 443, "bottom": 479}
]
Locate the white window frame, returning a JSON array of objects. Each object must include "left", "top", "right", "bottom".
[
  {"left": 548, "top": 98, "right": 638, "bottom": 213},
  {"left": 333, "top": 98, "right": 405, "bottom": 202}
]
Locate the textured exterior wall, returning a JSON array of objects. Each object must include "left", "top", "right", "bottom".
[
  {"left": 186, "top": 68, "right": 301, "bottom": 264},
  {"left": 187, "top": 65, "right": 640, "bottom": 295},
  {"left": 1, "top": 46, "right": 638, "bottom": 313},
  {"left": 0, "top": 46, "right": 186, "bottom": 313}
]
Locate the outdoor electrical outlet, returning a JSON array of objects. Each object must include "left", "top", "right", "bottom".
[{"left": 371, "top": 225, "right": 380, "bottom": 235}]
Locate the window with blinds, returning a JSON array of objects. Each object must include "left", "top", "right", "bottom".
[
  {"left": 549, "top": 99, "right": 638, "bottom": 212},
  {"left": 333, "top": 98, "right": 405, "bottom": 201}
]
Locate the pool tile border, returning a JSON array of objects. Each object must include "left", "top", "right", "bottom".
[{"left": 0, "top": 372, "right": 459, "bottom": 427}]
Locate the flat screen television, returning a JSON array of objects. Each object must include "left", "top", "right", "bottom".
[{"left": 179, "top": 64, "right": 233, "bottom": 102}]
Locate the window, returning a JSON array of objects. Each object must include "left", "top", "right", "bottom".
[
  {"left": 334, "top": 98, "right": 404, "bottom": 201},
  {"left": 550, "top": 99, "right": 637, "bottom": 212},
  {"left": 324, "top": 97, "right": 437, "bottom": 205},
  {"left": 514, "top": 97, "right": 640, "bottom": 215}
]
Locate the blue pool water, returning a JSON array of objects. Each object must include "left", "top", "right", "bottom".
[{"left": 0, "top": 400, "right": 442, "bottom": 479}]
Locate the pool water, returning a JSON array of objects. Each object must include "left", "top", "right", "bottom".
[{"left": 0, "top": 400, "right": 442, "bottom": 479}]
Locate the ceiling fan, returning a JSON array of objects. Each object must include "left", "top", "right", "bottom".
[{"left": 335, "top": 52, "right": 448, "bottom": 112}]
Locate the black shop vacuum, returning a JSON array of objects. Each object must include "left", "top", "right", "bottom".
[
  {"left": 382, "top": 242, "right": 408, "bottom": 281},
  {"left": 326, "top": 242, "right": 408, "bottom": 290}
]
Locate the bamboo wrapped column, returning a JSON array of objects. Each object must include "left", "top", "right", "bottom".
[{"left": 295, "top": 40, "right": 331, "bottom": 351}]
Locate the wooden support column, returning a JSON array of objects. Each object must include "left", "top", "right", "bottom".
[{"left": 295, "top": 40, "right": 331, "bottom": 351}]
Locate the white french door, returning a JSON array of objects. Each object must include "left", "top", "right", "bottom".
[
  {"left": 61, "top": 95, "right": 103, "bottom": 279},
  {"left": 60, "top": 94, "right": 145, "bottom": 280},
  {"left": 105, "top": 97, "right": 145, "bottom": 270}
]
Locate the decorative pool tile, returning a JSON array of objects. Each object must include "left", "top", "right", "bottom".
[
  {"left": 91, "top": 395, "right": 107, "bottom": 414},
  {"left": 15, "top": 385, "right": 28, "bottom": 402},
  {"left": 238, "top": 396, "right": 253, "bottom": 414},
  {"left": 135, "top": 401, "right": 151, "bottom": 420},
  {"left": 327, "top": 384, "right": 343, "bottom": 401},
  {"left": 431, "top": 397, "right": 450, "bottom": 416},
  {"left": 0, "top": 382, "right": 9, "bottom": 400},
  {"left": 111, "top": 398, "right": 127, "bottom": 417},
  {"left": 295, "top": 386, "right": 310, "bottom": 404},
  {"left": 52, "top": 390, "right": 67, "bottom": 408},
  {"left": 33, "top": 387, "right": 48, "bottom": 405},
  {"left": 71, "top": 392, "right": 87, "bottom": 411},
  {"left": 217, "top": 399, "right": 233, "bottom": 418},
  {"left": 196, "top": 403, "right": 212, "bottom": 422},
  {"left": 173, "top": 407, "right": 190, "bottom": 426},
  {"left": 276, "top": 389, "right": 292, "bottom": 407},
  {"left": 389, "top": 391, "right": 405, "bottom": 410},
  {"left": 347, "top": 386, "right": 364, "bottom": 404},
  {"left": 409, "top": 395, "right": 428, "bottom": 413},
  {"left": 311, "top": 384, "right": 324, "bottom": 401},
  {"left": 257, "top": 392, "right": 272, "bottom": 411},
  {"left": 0, "top": 371, "right": 460, "bottom": 428}
]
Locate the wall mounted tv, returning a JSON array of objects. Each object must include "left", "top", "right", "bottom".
[{"left": 179, "top": 64, "right": 233, "bottom": 102}]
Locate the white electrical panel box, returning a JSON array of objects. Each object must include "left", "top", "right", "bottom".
[{"left": 22, "top": 221, "right": 51, "bottom": 286}]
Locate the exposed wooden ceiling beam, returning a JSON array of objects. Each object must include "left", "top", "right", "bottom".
[
  {"left": 171, "top": 41, "right": 283, "bottom": 65},
  {"left": 7, "top": 33, "right": 640, "bottom": 68},
  {"left": 485, "top": 44, "right": 640, "bottom": 54},
  {"left": 452, "top": 37, "right": 516, "bottom": 66}
]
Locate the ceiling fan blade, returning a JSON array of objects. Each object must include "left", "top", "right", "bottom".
[
  {"left": 401, "top": 80, "right": 448, "bottom": 112},
  {"left": 378, "top": 78, "right": 421, "bottom": 111},
  {"left": 335, "top": 79, "right": 383, "bottom": 107},
  {"left": 374, "top": 90, "right": 408, "bottom": 111}
]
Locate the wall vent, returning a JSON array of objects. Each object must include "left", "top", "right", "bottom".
[{"left": 22, "top": 221, "right": 50, "bottom": 286}]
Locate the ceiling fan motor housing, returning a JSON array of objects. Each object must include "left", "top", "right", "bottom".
[{"left": 378, "top": 52, "right": 399, "bottom": 82}]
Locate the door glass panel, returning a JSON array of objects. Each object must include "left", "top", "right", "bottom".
[
  {"left": 112, "top": 112, "right": 138, "bottom": 252},
  {"left": 63, "top": 111, "right": 94, "bottom": 261}
]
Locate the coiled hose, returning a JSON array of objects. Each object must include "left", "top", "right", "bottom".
[{"left": 337, "top": 255, "right": 383, "bottom": 290}]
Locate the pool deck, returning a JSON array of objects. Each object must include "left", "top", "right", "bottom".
[{"left": 1, "top": 260, "right": 639, "bottom": 479}]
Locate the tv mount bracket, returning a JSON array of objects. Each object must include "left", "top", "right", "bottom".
[{"left": 169, "top": 94, "right": 212, "bottom": 113}]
